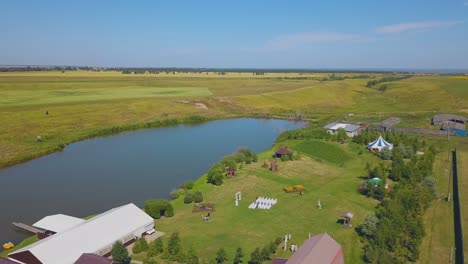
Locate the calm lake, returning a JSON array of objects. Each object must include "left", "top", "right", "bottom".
[{"left": 0, "top": 118, "right": 306, "bottom": 244}]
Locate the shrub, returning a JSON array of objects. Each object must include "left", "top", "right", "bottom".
[
  {"left": 144, "top": 199, "right": 174, "bottom": 219},
  {"left": 181, "top": 181, "right": 195, "bottom": 190},
  {"left": 167, "top": 232, "right": 181, "bottom": 257},
  {"left": 133, "top": 237, "right": 149, "bottom": 254},
  {"left": 193, "top": 191, "right": 203, "bottom": 203},
  {"left": 170, "top": 189, "right": 185, "bottom": 200},
  {"left": 147, "top": 239, "right": 164, "bottom": 257},
  {"left": 207, "top": 165, "right": 225, "bottom": 186},
  {"left": 112, "top": 241, "right": 131, "bottom": 264},
  {"left": 184, "top": 193, "right": 194, "bottom": 204},
  {"left": 378, "top": 147, "right": 392, "bottom": 160}
]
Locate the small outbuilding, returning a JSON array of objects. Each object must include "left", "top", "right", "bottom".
[
  {"left": 275, "top": 148, "right": 292, "bottom": 158},
  {"left": 379, "top": 117, "right": 401, "bottom": 131},
  {"left": 226, "top": 167, "right": 236, "bottom": 177},
  {"left": 284, "top": 233, "right": 344, "bottom": 264},
  {"left": 432, "top": 114, "right": 467, "bottom": 126},
  {"left": 323, "top": 122, "right": 361, "bottom": 137}
]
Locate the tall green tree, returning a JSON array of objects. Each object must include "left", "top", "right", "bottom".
[
  {"left": 147, "top": 238, "right": 163, "bottom": 257},
  {"left": 215, "top": 248, "right": 228, "bottom": 264},
  {"left": 233, "top": 247, "right": 243, "bottom": 264},
  {"left": 186, "top": 247, "right": 200, "bottom": 264},
  {"left": 111, "top": 241, "right": 131, "bottom": 264},
  {"left": 167, "top": 232, "right": 181, "bottom": 256}
]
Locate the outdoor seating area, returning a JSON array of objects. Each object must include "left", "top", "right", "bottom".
[{"left": 248, "top": 197, "right": 277, "bottom": 210}]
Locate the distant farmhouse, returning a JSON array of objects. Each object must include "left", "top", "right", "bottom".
[
  {"left": 8, "top": 203, "right": 154, "bottom": 264},
  {"left": 273, "top": 233, "right": 344, "bottom": 264},
  {"left": 432, "top": 114, "right": 467, "bottom": 136},
  {"left": 432, "top": 114, "right": 467, "bottom": 126},
  {"left": 323, "top": 122, "right": 361, "bottom": 137}
]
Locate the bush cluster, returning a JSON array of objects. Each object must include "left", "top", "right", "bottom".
[{"left": 144, "top": 199, "right": 174, "bottom": 219}]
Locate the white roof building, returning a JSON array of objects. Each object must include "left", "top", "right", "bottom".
[
  {"left": 9, "top": 203, "right": 154, "bottom": 264},
  {"left": 323, "top": 122, "right": 361, "bottom": 137},
  {"left": 32, "top": 214, "right": 85, "bottom": 233}
]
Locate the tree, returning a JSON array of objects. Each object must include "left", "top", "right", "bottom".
[
  {"left": 249, "top": 247, "right": 262, "bottom": 264},
  {"left": 336, "top": 128, "right": 348, "bottom": 142},
  {"left": 215, "top": 248, "right": 228, "bottom": 264},
  {"left": 184, "top": 193, "right": 194, "bottom": 204},
  {"left": 378, "top": 147, "right": 392, "bottom": 160},
  {"left": 147, "top": 239, "right": 163, "bottom": 257},
  {"left": 260, "top": 246, "right": 271, "bottom": 261},
  {"left": 144, "top": 199, "right": 174, "bottom": 219},
  {"left": 133, "top": 237, "right": 149, "bottom": 254},
  {"left": 207, "top": 164, "right": 225, "bottom": 186},
  {"left": 186, "top": 247, "right": 200, "bottom": 264},
  {"left": 359, "top": 212, "right": 379, "bottom": 239},
  {"left": 167, "top": 232, "right": 181, "bottom": 257},
  {"left": 233, "top": 247, "right": 243, "bottom": 264},
  {"left": 193, "top": 191, "right": 204, "bottom": 203},
  {"left": 111, "top": 241, "right": 131, "bottom": 264}
]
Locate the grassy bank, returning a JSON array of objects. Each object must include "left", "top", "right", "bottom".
[{"left": 134, "top": 139, "right": 381, "bottom": 263}]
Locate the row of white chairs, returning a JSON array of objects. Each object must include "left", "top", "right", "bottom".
[
  {"left": 255, "top": 197, "right": 277, "bottom": 205},
  {"left": 248, "top": 202, "right": 273, "bottom": 209}
]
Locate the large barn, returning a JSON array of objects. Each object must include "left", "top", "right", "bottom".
[{"left": 8, "top": 203, "right": 154, "bottom": 264}]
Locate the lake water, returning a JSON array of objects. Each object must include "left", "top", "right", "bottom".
[{"left": 0, "top": 118, "right": 306, "bottom": 244}]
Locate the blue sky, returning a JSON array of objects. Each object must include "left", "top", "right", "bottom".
[{"left": 1, "top": 0, "right": 467, "bottom": 69}]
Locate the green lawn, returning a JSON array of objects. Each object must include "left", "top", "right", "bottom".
[
  {"left": 294, "top": 140, "right": 352, "bottom": 164},
  {"left": 139, "top": 141, "right": 378, "bottom": 263}
]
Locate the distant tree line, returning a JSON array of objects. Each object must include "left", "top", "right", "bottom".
[
  {"left": 366, "top": 75, "right": 412, "bottom": 87},
  {"left": 0, "top": 66, "right": 103, "bottom": 72}
]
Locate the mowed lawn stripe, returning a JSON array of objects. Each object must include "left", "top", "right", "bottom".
[
  {"left": 0, "top": 87, "right": 212, "bottom": 107},
  {"left": 294, "top": 140, "right": 352, "bottom": 164}
]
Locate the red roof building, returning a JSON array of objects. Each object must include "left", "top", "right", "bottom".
[
  {"left": 285, "top": 233, "right": 344, "bottom": 264},
  {"left": 274, "top": 148, "right": 292, "bottom": 157},
  {"left": 74, "top": 253, "right": 115, "bottom": 264}
]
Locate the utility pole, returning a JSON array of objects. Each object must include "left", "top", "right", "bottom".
[{"left": 447, "top": 120, "right": 451, "bottom": 202}]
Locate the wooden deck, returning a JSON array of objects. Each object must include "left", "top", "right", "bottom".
[{"left": 12, "top": 222, "right": 42, "bottom": 234}]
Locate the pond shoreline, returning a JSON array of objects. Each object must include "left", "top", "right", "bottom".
[{"left": 0, "top": 113, "right": 311, "bottom": 170}]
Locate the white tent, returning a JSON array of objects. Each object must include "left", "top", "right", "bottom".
[{"left": 367, "top": 135, "right": 393, "bottom": 152}]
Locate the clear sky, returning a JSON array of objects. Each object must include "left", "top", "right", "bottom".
[{"left": 1, "top": 0, "right": 467, "bottom": 69}]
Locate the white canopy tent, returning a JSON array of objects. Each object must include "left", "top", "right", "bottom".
[{"left": 367, "top": 135, "right": 393, "bottom": 152}]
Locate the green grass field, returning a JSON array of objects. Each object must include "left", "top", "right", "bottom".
[
  {"left": 2, "top": 71, "right": 468, "bottom": 168},
  {"left": 2, "top": 71, "right": 468, "bottom": 262},
  {"left": 294, "top": 140, "right": 352, "bottom": 164},
  {"left": 137, "top": 141, "right": 379, "bottom": 263}
]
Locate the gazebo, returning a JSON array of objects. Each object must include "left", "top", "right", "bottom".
[
  {"left": 275, "top": 147, "right": 292, "bottom": 158},
  {"left": 367, "top": 177, "right": 382, "bottom": 186},
  {"left": 342, "top": 212, "right": 354, "bottom": 227},
  {"left": 367, "top": 135, "right": 393, "bottom": 152}
]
